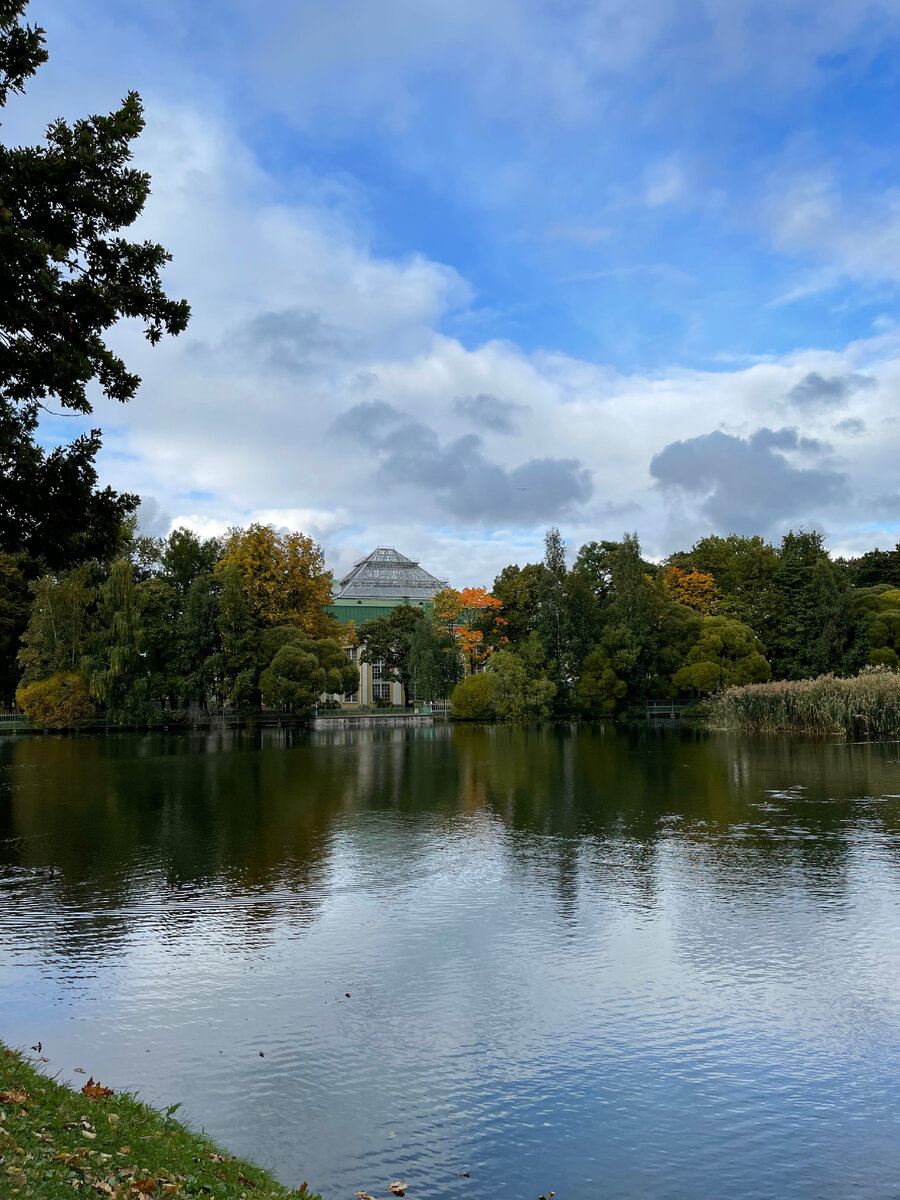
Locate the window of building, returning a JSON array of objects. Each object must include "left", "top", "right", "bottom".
[
  {"left": 342, "top": 690, "right": 359, "bottom": 703},
  {"left": 372, "top": 659, "right": 385, "bottom": 681},
  {"left": 373, "top": 682, "right": 392, "bottom": 702},
  {"left": 344, "top": 646, "right": 358, "bottom": 663}
]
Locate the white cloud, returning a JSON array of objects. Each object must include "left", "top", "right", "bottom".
[
  {"left": 768, "top": 169, "right": 900, "bottom": 284},
  {"left": 20, "top": 90, "right": 894, "bottom": 585}
]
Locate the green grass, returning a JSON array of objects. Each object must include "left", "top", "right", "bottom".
[
  {"left": 0, "top": 1042, "right": 317, "bottom": 1200},
  {"left": 711, "top": 667, "right": 900, "bottom": 735}
]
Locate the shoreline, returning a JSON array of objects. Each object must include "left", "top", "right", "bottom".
[{"left": 0, "top": 1042, "right": 316, "bottom": 1199}]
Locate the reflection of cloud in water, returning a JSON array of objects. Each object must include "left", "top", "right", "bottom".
[{"left": 3, "top": 727, "right": 900, "bottom": 1197}]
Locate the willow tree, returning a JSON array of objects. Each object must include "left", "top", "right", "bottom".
[{"left": 89, "top": 560, "right": 149, "bottom": 724}]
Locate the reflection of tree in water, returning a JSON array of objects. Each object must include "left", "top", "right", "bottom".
[
  {"left": 2, "top": 725, "right": 900, "bottom": 966},
  {"left": 447, "top": 723, "right": 900, "bottom": 919},
  {"left": 0, "top": 732, "right": 351, "bottom": 963}
]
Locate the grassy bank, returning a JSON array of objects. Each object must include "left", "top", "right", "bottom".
[
  {"left": 0, "top": 1042, "right": 316, "bottom": 1200},
  {"left": 711, "top": 668, "right": 900, "bottom": 735}
]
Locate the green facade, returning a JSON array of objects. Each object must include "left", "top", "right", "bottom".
[{"left": 326, "top": 597, "right": 431, "bottom": 626}]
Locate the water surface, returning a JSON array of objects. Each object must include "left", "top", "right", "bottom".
[{"left": 1, "top": 724, "right": 900, "bottom": 1199}]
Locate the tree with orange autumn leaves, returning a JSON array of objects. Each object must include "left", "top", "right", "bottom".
[{"left": 431, "top": 586, "right": 507, "bottom": 671}]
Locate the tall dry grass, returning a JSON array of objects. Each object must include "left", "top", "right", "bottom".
[{"left": 711, "top": 667, "right": 900, "bottom": 736}]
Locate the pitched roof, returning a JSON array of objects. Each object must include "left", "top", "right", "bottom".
[{"left": 332, "top": 546, "right": 448, "bottom": 602}]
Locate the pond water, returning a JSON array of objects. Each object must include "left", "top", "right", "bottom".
[{"left": 1, "top": 724, "right": 900, "bottom": 1199}]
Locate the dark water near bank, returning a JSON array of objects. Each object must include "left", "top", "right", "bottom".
[{"left": 2, "top": 725, "right": 900, "bottom": 1199}]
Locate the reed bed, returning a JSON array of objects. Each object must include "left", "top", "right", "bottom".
[{"left": 711, "top": 668, "right": 900, "bottom": 736}]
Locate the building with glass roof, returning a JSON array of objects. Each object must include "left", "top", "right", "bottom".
[
  {"left": 327, "top": 547, "right": 448, "bottom": 626},
  {"left": 325, "top": 547, "right": 449, "bottom": 707}
]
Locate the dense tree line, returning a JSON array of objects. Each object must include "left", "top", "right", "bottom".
[
  {"left": 4, "top": 520, "right": 900, "bottom": 726},
  {"left": 446, "top": 528, "right": 900, "bottom": 721},
  {"left": 7, "top": 523, "right": 357, "bottom": 726}
]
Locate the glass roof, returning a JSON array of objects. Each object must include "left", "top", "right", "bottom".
[{"left": 332, "top": 547, "right": 448, "bottom": 601}]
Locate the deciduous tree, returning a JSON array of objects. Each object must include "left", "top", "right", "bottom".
[
  {"left": 217, "top": 563, "right": 259, "bottom": 710},
  {"left": 407, "top": 618, "right": 460, "bottom": 701},
  {"left": 88, "top": 559, "right": 150, "bottom": 724},
  {"left": 663, "top": 565, "right": 720, "bottom": 614},
  {"left": 259, "top": 634, "right": 358, "bottom": 712},
  {"left": 358, "top": 605, "right": 424, "bottom": 699},
  {"left": 432, "top": 585, "right": 505, "bottom": 672},
  {"left": 0, "top": 1, "right": 190, "bottom": 568},
  {"left": 0, "top": 548, "right": 28, "bottom": 703},
  {"left": 217, "top": 524, "right": 334, "bottom": 635},
  {"left": 17, "top": 565, "right": 95, "bottom": 684},
  {"left": 16, "top": 670, "right": 93, "bottom": 727},
  {"left": 574, "top": 647, "right": 626, "bottom": 717},
  {"left": 673, "top": 616, "right": 770, "bottom": 694}
]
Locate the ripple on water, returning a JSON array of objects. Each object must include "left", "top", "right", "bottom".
[{"left": 2, "top": 727, "right": 900, "bottom": 1199}]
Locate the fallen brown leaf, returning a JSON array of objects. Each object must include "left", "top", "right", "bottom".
[
  {"left": 0, "top": 1089, "right": 28, "bottom": 1105},
  {"left": 82, "top": 1078, "right": 114, "bottom": 1099},
  {"left": 57, "top": 1148, "right": 92, "bottom": 1164},
  {"left": 388, "top": 1183, "right": 407, "bottom": 1197},
  {"left": 354, "top": 1192, "right": 377, "bottom": 1200},
  {"left": 132, "top": 1177, "right": 157, "bottom": 1194}
]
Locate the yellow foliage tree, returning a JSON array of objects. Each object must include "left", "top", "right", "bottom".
[
  {"left": 16, "top": 672, "right": 94, "bottom": 728},
  {"left": 664, "top": 565, "right": 720, "bottom": 615},
  {"left": 216, "top": 524, "right": 335, "bottom": 636}
]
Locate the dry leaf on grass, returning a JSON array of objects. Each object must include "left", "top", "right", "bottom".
[
  {"left": 82, "top": 1077, "right": 114, "bottom": 1099},
  {"left": 0, "top": 1089, "right": 29, "bottom": 1105}
]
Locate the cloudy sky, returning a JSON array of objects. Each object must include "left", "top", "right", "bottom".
[{"left": 8, "top": 0, "right": 900, "bottom": 583}]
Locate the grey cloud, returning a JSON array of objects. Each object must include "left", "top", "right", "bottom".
[
  {"left": 788, "top": 371, "right": 876, "bottom": 407},
  {"left": 649, "top": 426, "right": 849, "bottom": 534},
  {"left": 136, "top": 497, "right": 171, "bottom": 539},
  {"left": 834, "top": 416, "right": 867, "bottom": 437},
  {"left": 870, "top": 493, "right": 900, "bottom": 519},
  {"left": 751, "top": 425, "right": 829, "bottom": 453},
  {"left": 232, "top": 307, "right": 357, "bottom": 374},
  {"left": 451, "top": 392, "right": 530, "bottom": 434},
  {"left": 351, "top": 371, "right": 380, "bottom": 390},
  {"left": 334, "top": 400, "right": 592, "bottom": 524}
]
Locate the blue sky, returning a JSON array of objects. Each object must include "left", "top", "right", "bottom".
[{"left": 8, "top": 0, "right": 900, "bottom": 582}]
